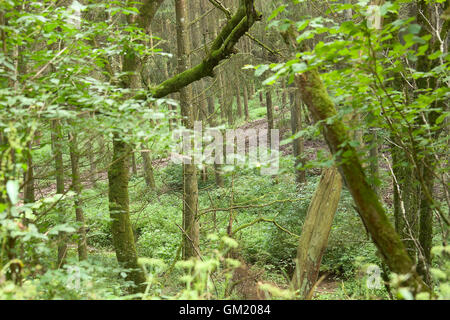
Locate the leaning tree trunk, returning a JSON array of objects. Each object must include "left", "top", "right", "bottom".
[
  {"left": 392, "top": 143, "right": 420, "bottom": 262},
  {"left": 104, "top": 0, "right": 165, "bottom": 293},
  {"left": 292, "top": 167, "right": 342, "bottom": 298},
  {"left": 413, "top": 0, "right": 448, "bottom": 285},
  {"left": 295, "top": 70, "right": 429, "bottom": 294}
]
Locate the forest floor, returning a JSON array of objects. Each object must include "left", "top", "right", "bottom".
[
  {"left": 31, "top": 116, "right": 347, "bottom": 299},
  {"left": 33, "top": 117, "right": 329, "bottom": 200}
]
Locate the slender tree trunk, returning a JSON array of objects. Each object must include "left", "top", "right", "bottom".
[
  {"left": 141, "top": 149, "right": 156, "bottom": 190},
  {"left": 266, "top": 90, "right": 274, "bottom": 144},
  {"left": 104, "top": 0, "right": 165, "bottom": 292},
  {"left": 205, "top": 79, "right": 224, "bottom": 188},
  {"left": 236, "top": 86, "right": 243, "bottom": 119},
  {"left": 290, "top": 89, "right": 306, "bottom": 184},
  {"left": 68, "top": 131, "right": 88, "bottom": 261},
  {"left": 23, "top": 141, "right": 35, "bottom": 204},
  {"left": 51, "top": 120, "right": 67, "bottom": 268},
  {"left": 391, "top": 141, "right": 420, "bottom": 262},
  {"left": 292, "top": 167, "right": 342, "bottom": 298},
  {"left": 281, "top": 79, "right": 287, "bottom": 110},
  {"left": 131, "top": 152, "right": 137, "bottom": 176},
  {"left": 243, "top": 84, "right": 249, "bottom": 121},
  {"left": 176, "top": 0, "right": 200, "bottom": 259},
  {"left": 226, "top": 97, "right": 234, "bottom": 126},
  {"left": 86, "top": 132, "right": 97, "bottom": 185},
  {"left": 219, "top": 73, "right": 226, "bottom": 120},
  {"left": 417, "top": 162, "right": 433, "bottom": 285}
]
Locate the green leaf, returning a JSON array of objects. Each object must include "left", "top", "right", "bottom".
[
  {"left": 6, "top": 180, "right": 19, "bottom": 205},
  {"left": 255, "top": 65, "right": 269, "bottom": 77}
]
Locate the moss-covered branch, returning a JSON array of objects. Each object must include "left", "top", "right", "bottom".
[{"left": 144, "top": 0, "right": 261, "bottom": 99}]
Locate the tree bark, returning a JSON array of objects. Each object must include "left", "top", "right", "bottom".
[
  {"left": 141, "top": 149, "right": 156, "bottom": 190},
  {"left": 176, "top": 0, "right": 200, "bottom": 259},
  {"left": 243, "top": 84, "right": 249, "bottom": 121},
  {"left": 51, "top": 120, "right": 67, "bottom": 268},
  {"left": 108, "top": 136, "right": 146, "bottom": 292},
  {"left": 292, "top": 167, "right": 342, "bottom": 298},
  {"left": 68, "top": 131, "right": 88, "bottom": 261},
  {"left": 266, "top": 90, "right": 274, "bottom": 144}
]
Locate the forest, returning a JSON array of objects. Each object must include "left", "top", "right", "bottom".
[{"left": 0, "top": 0, "right": 448, "bottom": 301}]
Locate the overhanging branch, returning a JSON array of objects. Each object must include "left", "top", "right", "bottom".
[{"left": 139, "top": 0, "right": 261, "bottom": 99}]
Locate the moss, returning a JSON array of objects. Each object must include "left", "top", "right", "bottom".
[{"left": 150, "top": 2, "right": 261, "bottom": 99}]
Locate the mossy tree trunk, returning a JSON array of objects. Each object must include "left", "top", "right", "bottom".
[
  {"left": 106, "top": 0, "right": 165, "bottom": 293},
  {"left": 108, "top": 136, "right": 146, "bottom": 293},
  {"left": 295, "top": 70, "right": 429, "bottom": 294},
  {"left": 368, "top": 128, "right": 380, "bottom": 196},
  {"left": 413, "top": 0, "right": 448, "bottom": 285},
  {"left": 141, "top": 149, "right": 156, "bottom": 190},
  {"left": 23, "top": 141, "right": 35, "bottom": 204},
  {"left": 292, "top": 167, "right": 342, "bottom": 298},
  {"left": 392, "top": 145, "right": 420, "bottom": 262}
]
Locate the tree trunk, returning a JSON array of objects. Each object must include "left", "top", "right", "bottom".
[
  {"left": 290, "top": 89, "right": 306, "bottom": 184},
  {"left": 141, "top": 149, "right": 156, "bottom": 190},
  {"left": 243, "top": 84, "right": 249, "bottom": 121},
  {"left": 68, "top": 131, "right": 88, "bottom": 261},
  {"left": 266, "top": 90, "right": 274, "bottom": 144},
  {"left": 392, "top": 144, "right": 420, "bottom": 262},
  {"left": 51, "top": 120, "right": 67, "bottom": 268},
  {"left": 292, "top": 167, "right": 342, "bottom": 298},
  {"left": 23, "top": 141, "right": 35, "bottom": 204},
  {"left": 295, "top": 70, "right": 429, "bottom": 294},
  {"left": 108, "top": 136, "right": 146, "bottom": 292},
  {"left": 369, "top": 128, "right": 380, "bottom": 196},
  {"left": 236, "top": 86, "right": 243, "bottom": 119},
  {"left": 176, "top": 0, "right": 200, "bottom": 259},
  {"left": 417, "top": 160, "right": 434, "bottom": 285},
  {"left": 131, "top": 152, "right": 137, "bottom": 176}
]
